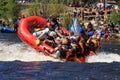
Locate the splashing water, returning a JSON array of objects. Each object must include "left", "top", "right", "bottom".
[
  {"left": 0, "top": 33, "right": 120, "bottom": 63},
  {"left": 0, "top": 42, "right": 61, "bottom": 62},
  {"left": 0, "top": 41, "right": 119, "bottom": 63},
  {"left": 87, "top": 52, "right": 120, "bottom": 63}
]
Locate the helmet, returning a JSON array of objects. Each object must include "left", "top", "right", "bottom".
[
  {"left": 70, "top": 38, "right": 76, "bottom": 43},
  {"left": 48, "top": 31, "right": 56, "bottom": 37}
]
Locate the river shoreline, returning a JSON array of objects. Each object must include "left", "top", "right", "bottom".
[{"left": 109, "top": 33, "right": 120, "bottom": 41}]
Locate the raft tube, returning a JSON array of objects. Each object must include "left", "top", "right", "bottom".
[{"left": 18, "top": 16, "right": 47, "bottom": 52}]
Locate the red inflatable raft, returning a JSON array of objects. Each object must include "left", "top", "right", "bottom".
[{"left": 18, "top": 16, "right": 95, "bottom": 62}]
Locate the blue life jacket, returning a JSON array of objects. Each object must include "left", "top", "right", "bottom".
[{"left": 88, "top": 31, "right": 94, "bottom": 36}]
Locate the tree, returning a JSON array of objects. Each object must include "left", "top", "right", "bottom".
[
  {"left": 28, "top": 0, "right": 45, "bottom": 16},
  {"left": 28, "top": 0, "right": 66, "bottom": 18},
  {"left": 115, "top": 0, "right": 120, "bottom": 6},
  {"left": 0, "top": 0, "right": 8, "bottom": 18},
  {"left": 0, "top": 0, "right": 21, "bottom": 22},
  {"left": 82, "top": 0, "right": 99, "bottom": 7},
  {"left": 106, "top": 9, "right": 120, "bottom": 25}
]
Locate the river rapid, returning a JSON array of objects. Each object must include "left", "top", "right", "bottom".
[{"left": 0, "top": 33, "right": 120, "bottom": 80}]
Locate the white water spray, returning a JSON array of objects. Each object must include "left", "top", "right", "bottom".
[
  {"left": 0, "top": 41, "right": 120, "bottom": 63},
  {"left": 87, "top": 52, "right": 120, "bottom": 63},
  {"left": 0, "top": 42, "right": 61, "bottom": 62}
]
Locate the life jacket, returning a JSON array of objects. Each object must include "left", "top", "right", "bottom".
[
  {"left": 62, "top": 38, "right": 69, "bottom": 45},
  {"left": 91, "top": 39, "right": 97, "bottom": 48},
  {"left": 91, "top": 39, "right": 100, "bottom": 51},
  {"left": 34, "top": 28, "right": 41, "bottom": 32},
  {"left": 87, "top": 27, "right": 91, "bottom": 32},
  {"left": 87, "top": 38, "right": 97, "bottom": 47},
  {"left": 105, "top": 30, "right": 109, "bottom": 35}
]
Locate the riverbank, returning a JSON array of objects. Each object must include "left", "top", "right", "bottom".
[{"left": 109, "top": 33, "right": 120, "bottom": 41}]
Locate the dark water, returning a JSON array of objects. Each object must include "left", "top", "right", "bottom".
[
  {"left": 0, "top": 61, "right": 120, "bottom": 80},
  {"left": 0, "top": 33, "right": 120, "bottom": 80},
  {"left": 101, "top": 40, "right": 120, "bottom": 54}
]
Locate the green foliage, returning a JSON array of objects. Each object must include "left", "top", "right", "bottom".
[
  {"left": 27, "top": 1, "right": 40, "bottom": 16},
  {"left": 33, "top": 0, "right": 77, "bottom": 4},
  {"left": 28, "top": 1, "right": 66, "bottom": 17},
  {"left": 82, "top": 0, "right": 99, "bottom": 7},
  {"left": 106, "top": 9, "right": 120, "bottom": 25},
  {"left": 28, "top": 0, "right": 73, "bottom": 29},
  {"left": 0, "top": 0, "right": 8, "bottom": 18},
  {"left": 0, "top": 0, "right": 21, "bottom": 22},
  {"left": 62, "top": 14, "right": 72, "bottom": 29},
  {"left": 115, "top": 0, "right": 120, "bottom": 6},
  {"left": 50, "top": 0, "right": 58, "bottom": 4}
]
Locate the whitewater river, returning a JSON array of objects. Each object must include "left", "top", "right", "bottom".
[{"left": 0, "top": 33, "right": 120, "bottom": 80}]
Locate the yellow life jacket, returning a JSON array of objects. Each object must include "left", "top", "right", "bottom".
[
  {"left": 91, "top": 39, "right": 97, "bottom": 47},
  {"left": 34, "top": 27, "right": 44, "bottom": 32},
  {"left": 91, "top": 39, "right": 101, "bottom": 51},
  {"left": 62, "top": 38, "right": 69, "bottom": 45}
]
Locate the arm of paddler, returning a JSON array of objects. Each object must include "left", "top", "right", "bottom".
[
  {"left": 96, "top": 40, "right": 101, "bottom": 51},
  {"left": 55, "top": 29, "right": 64, "bottom": 38},
  {"left": 79, "top": 41, "right": 84, "bottom": 54},
  {"left": 86, "top": 37, "right": 91, "bottom": 45},
  {"left": 37, "top": 28, "right": 49, "bottom": 39},
  {"left": 37, "top": 32, "right": 45, "bottom": 39}
]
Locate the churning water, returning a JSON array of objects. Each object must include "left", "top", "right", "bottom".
[
  {"left": 0, "top": 33, "right": 120, "bottom": 80},
  {"left": 0, "top": 33, "right": 61, "bottom": 62},
  {"left": 0, "top": 33, "right": 119, "bottom": 63}
]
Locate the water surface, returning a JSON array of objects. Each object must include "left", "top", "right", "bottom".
[{"left": 0, "top": 33, "right": 120, "bottom": 80}]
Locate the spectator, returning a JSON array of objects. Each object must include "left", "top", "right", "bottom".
[
  {"left": 77, "top": 9, "right": 81, "bottom": 16},
  {"left": 73, "top": 7, "right": 77, "bottom": 17}
]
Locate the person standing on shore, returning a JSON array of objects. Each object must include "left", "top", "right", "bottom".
[{"left": 73, "top": 7, "right": 77, "bottom": 17}]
